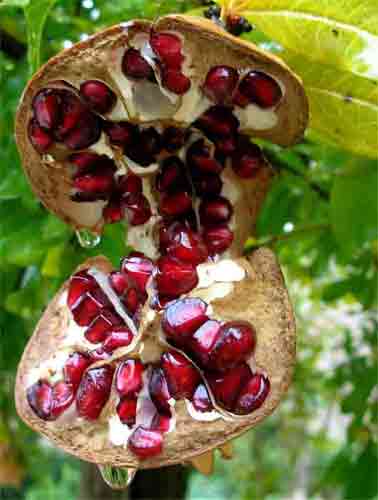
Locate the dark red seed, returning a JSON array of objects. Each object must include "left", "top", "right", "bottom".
[
  {"left": 196, "top": 106, "right": 239, "bottom": 137},
  {"left": 123, "top": 287, "right": 144, "bottom": 315},
  {"left": 149, "top": 368, "right": 171, "bottom": 414},
  {"left": 187, "top": 140, "right": 223, "bottom": 175},
  {"left": 156, "top": 256, "right": 198, "bottom": 297},
  {"left": 116, "top": 359, "right": 143, "bottom": 397},
  {"left": 167, "top": 227, "right": 208, "bottom": 265},
  {"left": 103, "top": 327, "right": 134, "bottom": 352},
  {"left": 150, "top": 413, "right": 171, "bottom": 432},
  {"left": 162, "top": 69, "right": 191, "bottom": 95},
  {"left": 207, "top": 363, "right": 252, "bottom": 411},
  {"left": 63, "top": 112, "right": 102, "bottom": 150},
  {"left": 231, "top": 140, "right": 265, "bottom": 178},
  {"left": 109, "top": 271, "right": 130, "bottom": 296},
  {"left": 84, "top": 309, "right": 122, "bottom": 344},
  {"left": 159, "top": 191, "right": 192, "bottom": 217},
  {"left": 128, "top": 426, "right": 163, "bottom": 459},
  {"left": 203, "top": 66, "right": 239, "bottom": 103},
  {"left": 76, "top": 365, "right": 114, "bottom": 420},
  {"left": 199, "top": 196, "right": 233, "bottom": 226},
  {"left": 189, "top": 320, "right": 221, "bottom": 367},
  {"left": 150, "top": 33, "right": 183, "bottom": 69},
  {"left": 63, "top": 352, "right": 92, "bottom": 390},
  {"left": 122, "top": 193, "right": 152, "bottom": 226},
  {"left": 54, "top": 92, "right": 87, "bottom": 139},
  {"left": 214, "top": 134, "right": 237, "bottom": 155},
  {"left": 194, "top": 174, "right": 223, "bottom": 196},
  {"left": 73, "top": 168, "right": 115, "bottom": 202},
  {"left": 104, "top": 121, "right": 136, "bottom": 146},
  {"left": 121, "top": 254, "right": 154, "bottom": 292},
  {"left": 27, "top": 380, "right": 53, "bottom": 420},
  {"left": 162, "top": 298, "right": 208, "bottom": 345},
  {"left": 88, "top": 348, "right": 110, "bottom": 362},
  {"left": 203, "top": 225, "right": 234, "bottom": 254},
  {"left": 68, "top": 152, "right": 102, "bottom": 172},
  {"left": 28, "top": 119, "right": 53, "bottom": 152},
  {"left": 232, "top": 88, "right": 250, "bottom": 108},
  {"left": 50, "top": 381, "right": 75, "bottom": 418},
  {"left": 80, "top": 80, "right": 116, "bottom": 114},
  {"left": 118, "top": 173, "right": 143, "bottom": 195},
  {"left": 122, "top": 48, "right": 153, "bottom": 80},
  {"left": 117, "top": 397, "right": 137, "bottom": 426},
  {"left": 71, "top": 289, "right": 110, "bottom": 327},
  {"left": 67, "top": 271, "right": 96, "bottom": 309},
  {"left": 234, "top": 373, "right": 270, "bottom": 415},
  {"left": 125, "top": 128, "right": 161, "bottom": 166},
  {"left": 191, "top": 383, "right": 214, "bottom": 413},
  {"left": 159, "top": 221, "right": 185, "bottom": 252},
  {"left": 103, "top": 198, "right": 123, "bottom": 223},
  {"left": 162, "top": 127, "right": 186, "bottom": 152},
  {"left": 32, "top": 89, "right": 61, "bottom": 130},
  {"left": 156, "top": 157, "right": 186, "bottom": 193},
  {"left": 161, "top": 351, "right": 201, "bottom": 400},
  {"left": 209, "top": 321, "right": 256, "bottom": 372},
  {"left": 237, "top": 71, "right": 282, "bottom": 108}
]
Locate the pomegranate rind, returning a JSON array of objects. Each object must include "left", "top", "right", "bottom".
[
  {"left": 15, "top": 16, "right": 307, "bottom": 232},
  {"left": 15, "top": 249, "right": 295, "bottom": 468}
]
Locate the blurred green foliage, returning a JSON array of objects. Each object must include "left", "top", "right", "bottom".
[{"left": 0, "top": 0, "right": 377, "bottom": 499}]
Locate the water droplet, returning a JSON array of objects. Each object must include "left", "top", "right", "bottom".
[
  {"left": 76, "top": 229, "right": 101, "bottom": 248},
  {"left": 98, "top": 465, "right": 137, "bottom": 490}
]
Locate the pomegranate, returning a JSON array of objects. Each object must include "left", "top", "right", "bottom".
[{"left": 15, "top": 14, "right": 306, "bottom": 474}]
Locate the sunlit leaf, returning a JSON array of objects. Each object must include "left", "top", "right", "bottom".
[{"left": 0, "top": 0, "right": 29, "bottom": 7}]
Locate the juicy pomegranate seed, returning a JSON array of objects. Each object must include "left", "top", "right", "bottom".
[
  {"left": 187, "top": 140, "right": 223, "bottom": 175},
  {"left": 103, "top": 198, "right": 123, "bottom": 223},
  {"left": 53, "top": 90, "right": 87, "bottom": 139},
  {"left": 162, "top": 127, "right": 186, "bottom": 152},
  {"left": 156, "top": 256, "right": 198, "bottom": 297},
  {"left": 161, "top": 351, "right": 201, "bottom": 400},
  {"left": 162, "top": 298, "right": 208, "bottom": 345},
  {"left": 32, "top": 89, "right": 61, "bottom": 130},
  {"left": 63, "top": 352, "right": 92, "bottom": 390},
  {"left": 117, "top": 397, "right": 137, "bottom": 426},
  {"left": 62, "top": 112, "right": 102, "bottom": 150},
  {"left": 76, "top": 365, "right": 114, "bottom": 420},
  {"left": 28, "top": 119, "right": 53, "bottom": 152},
  {"left": 89, "top": 347, "right": 110, "bottom": 362},
  {"left": 150, "top": 413, "right": 171, "bottom": 432},
  {"left": 208, "top": 363, "right": 252, "bottom": 411},
  {"left": 84, "top": 309, "right": 122, "bottom": 344},
  {"left": 123, "top": 287, "right": 144, "bottom": 315},
  {"left": 109, "top": 271, "right": 130, "bottom": 295},
  {"left": 128, "top": 426, "right": 163, "bottom": 459},
  {"left": 116, "top": 359, "right": 143, "bottom": 397},
  {"left": 104, "top": 121, "right": 136, "bottom": 146},
  {"left": 161, "top": 69, "right": 191, "bottom": 95},
  {"left": 215, "top": 135, "right": 237, "bottom": 155},
  {"left": 167, "top": 227, "right": 208, "bottom": 265},
  {"left": 196, "top": 106, "right": 239, "bottom": 137},
  {"left": 237, "top": 71, "right": 282, "bottom": 108},
  {"left": 118, "top": 173, "right": 143, "bottom": 195},
  {"left": 103, "top": 327, "right": 134, "bottom": 352},
  {"left": 121, "top": 254, "right": 154, "bottom": 292},
  {"left": 70, "top": 289, "right": 110, "bottom": 327},
  {"left": 73, "top": 168, "right": 115, "bottom": 201},
  {"left": 210, "top": 321, "right": 256, "bottom": 372},
  {"left": 67, "top": 271, "right": 96, "bottom": 309},
  {"left": 149, "top": 367, "right": 171, "bottom": 414},
  {"left": 203, "top": 225, "right": 234, "bottom": 254},
  {"left": 191, "top": 383, "right": 214, "bottom": 413},
  {"left": 50, "top": 381, "right": 75, "bottom": 418},
  {"left": 203, "top": 66, "right": 239, "bottom": 103},
  {"left": 199, "top": 196, "right": 233, "bottom": 226},
  {"left": 126, "top": 127, "right": 161, "bottom": 167},
  {"left": 231, "top": 140, "right": 265, "bottom": 178},
  {"left": 156, "top": 157, "right": 187, "bottom": 193},
  {"left": 150, "top": 33, "right": 183, "bottom": 69},
  {"left": 122, "top": 193, "right": 152, "bottom": 226},
  {"left": 159, "top": 191, "right": 192, "bottom": 217},
  {"left": 234, "top": 373, "right": 270, "bottom": 415},
  {"left": 27, "top": 380, "right": 53, "bottom": 420},
  {"left": 80, "top": 80, "right": 116, "bottom": 114},
  {"left": 69, "top": 152, "right": 102, "bottom": 172},
  {"left": 194, "top": 174, "right": 223, "bottom": 197},
  {"left": 122, "top": 48, "right": 153, "bottom": 80},
  {"left": 189, "top": 320, "right": 221, "bottom": 367}
]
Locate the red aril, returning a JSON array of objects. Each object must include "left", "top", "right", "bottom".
[
  {"left": 156, "top": 256, "right": 198, "bottom": 297},
  {"left": 103, "top": 198, "right": 123, "bottom": 223},
  {"left": 115, "top": 359, "right": 143, "bottom": 397},
  {"left": 121, "top": 254, "right": 154, "bottom": 292},
  {"left": 28, "top": 120, "right": 53, "bottom": 152},
  {"left": 237, "top": 71, "right": 282, "bottom": 108},
  {"left": 70, "top": 289, "right": 110, "bottom": 327},
  {"left": 203, "top": 225, "right": 234, "bottom": 254},
  {"left": 117, "top": 397, "right": 137, "bottom": 426},
  {"left": 109, "top": 271, "right": 130, "bottom": 296},
  {"left": 191, "top": 383, "right": 214, "bottom": 413},
  {"left": 199, "top": 196, "right": 233, "bottom": 226},
  {"left": 67, "top": 271, "right": 97, "bottom": 309},
  {"left": 166, "top": 227, "right": 208, "bottom": 265},
  {"left": 161, "top": 351, "right": 201, "bottom": 400},
  {"left": 162, "top": 126, "right": 186, "bottom": 152},
  {"left": 79, "top": 80, "right": 116, "bottom": 114},
  {"left": 189, "top": 320, "right": 221, "bottom": 367},
  {"left": 102, "top": 327, "right": 134, "bottom": 352},
  {"left": 26, "top": 380, "right": 53, "bottom": 421},
  {"left": 194, "top": 173, "right": 223, "bottom": 196},
  {"left": 196, "top": 106, "right": 239, "bottom": 137},
  {"left": 122, "top": 48, "right": 153, "bottom": 80},
  {"left": 63, "top": 352, "right": 92, "bottom": 390},
  {"left": 118, "top": 173, "right": 143, "bottom": 195},
  {"left": 149, "top": 367, "right": 171, "bottom": 414},
  {"left": 50, "top": 381, "right": 75, "bottom": 418},
  {"left": 121, "top": 193, "right": 152, "bottom": 226},
  {"left": 150, "top": 32, "right": 184, "bottom": 69},
  {"left": 32, "top": 89, "right": 61, "bottom": 130},
  {"left": 161, "top": 69, "right": 191, "bottom": 95},
  {"left": 159, "top": 191, "right": 192, "bottom": 217},
  {"left": 207, "top": 363, "right": 252, "bottom": 411},
  {"left": 62, "top": 111, "right": 102, "bottom": 150},
  {"left": 162, "top": 298, "right": 208, "bottom": 345},
  {"left": 104, "top": 121, "right": 136, "bottom": 147},
  {"left": 84, "top": 309, "right": 122, "bottom": 344},
  {"left": 187, "top": 139, "right": 223, "bottom": 175},
  {"left": 203, "top": 66, "right": 239, "bottom": 103},
  {"left": 128, "top": 426, "right": 163, "bottom": 459},
  {"left": 72, "top": 168, "right": 115, "bottom": 201},
  {"left": 76, "top": 365, "right": 114, "bottom": 420},
  {"left": 234, "top": 373, "right": 270, "bottom": 415},
  {"left": 231, "top": 139, "right": 265, "bottom": 178}
]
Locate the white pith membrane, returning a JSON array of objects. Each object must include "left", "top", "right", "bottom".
[{"left": 14, "top": 17, "right": 304, "bottom": 469}]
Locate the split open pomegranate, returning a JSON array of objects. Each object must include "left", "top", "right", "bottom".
[{"left": 15, "top": 15, "right": 307, "bottom": 470}]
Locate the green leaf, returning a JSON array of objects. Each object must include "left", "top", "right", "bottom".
[
  {"left": 23, "top": 0, "right": 57, "bottom": 73},
  {"left": 281, "top": 52, "right": 378, "bottom": 158},
  {"left": 331, "top": 159, "right": 378, "bottom": 258},
  {"left": 243, "top": 0, "right": 378, "bottom": 78},
  {"left": 344, "top": 441, "right": 378, "bottom": 499},
  {"left": 0, "top": 0, "right": 29, "bottom": 7}
]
